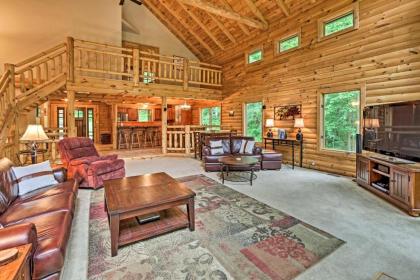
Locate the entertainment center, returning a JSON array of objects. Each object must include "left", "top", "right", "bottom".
[{"left": 356, "top": 152, "right": 420, "bottom": 216}]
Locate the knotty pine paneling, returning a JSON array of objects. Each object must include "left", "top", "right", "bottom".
[{"left": 209, "top": 0, "right": 420, "bottom": 176}]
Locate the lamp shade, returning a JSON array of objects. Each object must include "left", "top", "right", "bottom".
[
  {"left": 20, "top": 124, "right": 49, "bottom": 142},
  {"left": 371, "top": 118, "right": 380, "bottom": 128},
  {"left": 265, "top": 119, "right": 274, "bottom": 128},
  {"left": 294, "top": 118, "right": 304, "bottom": 128}
]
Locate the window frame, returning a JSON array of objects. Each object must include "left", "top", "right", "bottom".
[
  {"left": 317, "top": 2, "right": 359, "bottom": 41},
  {"left": 243, "top": 101, "right": 263, "bottom": 143},
  {"left": 275, "top": 29, "right": 301, "bottom": 55},
  {"left": 245, "top": 47, "right": 264, "bottom": 65},
  {"left": 200, "top": 106, "right": 221, "bottom": 127},
  {"left": 317, "top": 83, "right": 366, "bottom": 157}
]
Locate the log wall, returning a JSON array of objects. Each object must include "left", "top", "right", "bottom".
[{"left": 208, "top": 0, "right": 420, "bottom": 176}]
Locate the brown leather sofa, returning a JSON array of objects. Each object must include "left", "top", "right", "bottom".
[
  {"left": 203, "top": 136, "right": 282, "bottom": 171},
  {"left": 203, "top": 136, "right": 263, "bottom": 172},
  {"left": 0, "top": 158, "right": 78, "bottom": 280}
]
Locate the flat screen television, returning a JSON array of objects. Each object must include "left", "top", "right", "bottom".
[{"left": 363, "top": 101, "right": 420, "bottom": 163}]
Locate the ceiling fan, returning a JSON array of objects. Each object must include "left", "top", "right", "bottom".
[{"left": 119, "top": 0, "right": 143, "bottom": 5}]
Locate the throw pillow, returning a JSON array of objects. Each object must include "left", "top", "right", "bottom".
[
  {"left": 12, "top": 161, "right": 58, "bottom": 195},
  {"left": 239, "top": 140, "right": 255, "bottom": 154},
  {"left": 209, "top": 140, "right": 224, "bottom": 155}
]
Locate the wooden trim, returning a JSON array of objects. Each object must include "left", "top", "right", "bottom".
[
  {"left": 317, "top": 2, "right": 360, "bottom": 42},
  {"left": 274, "top": 28, "right": 302, "bottom": 55},
  {"left": 317, "top": 82, "right": 366, "bottom": 156}
]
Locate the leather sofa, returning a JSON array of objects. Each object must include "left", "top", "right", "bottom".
[
  {"left": 58, "top": 137, "right": 125, "bottom": 189},
  {"left": 203, "top": 136, "right": 263, "bottom": 172},
  {"left": 203, "top": 136, "right": 282, "bottom": 171},
  {"left": 0, "top": 158, "right": 78, "bottom": 280}
]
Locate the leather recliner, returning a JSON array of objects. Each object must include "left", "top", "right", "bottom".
[
  {"left": 0, "top": 158, "right": 78, "bottom": 280},
  {"left": 58, "top": 137, "right": 125, "bottom": 189}
]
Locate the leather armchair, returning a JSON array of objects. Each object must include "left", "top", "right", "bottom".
[{"left": 58, "top": 137, "right": 125, "bottom": 189}]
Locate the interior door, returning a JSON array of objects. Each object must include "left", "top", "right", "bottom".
[{"left": 390, "top": 168, "right": 410, "bottom": 204}]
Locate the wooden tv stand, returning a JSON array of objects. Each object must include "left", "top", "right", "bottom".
[{"left": 356, "top": 152, "right": 420, "bottom": 216}]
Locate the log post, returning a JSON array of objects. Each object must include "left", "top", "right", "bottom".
[
  {"left": 133, "top": 49, "right": 140, "bottom": 86},
  {"left": 161, "top": 97, "right": 168, "bottom": 154},
  {"left": 185, "top": 125, "right": 191, "bottom": 155},
  {"left": 66, "top": 90, "right": 76, "bottom": 137},
  {"left": 183, "top": 58, "right": 189, "bottom": 90},
  {"left": 112, "top": 104, "right": 118, "bottom": 150},
  {"left": 66, "top": 37, "right": 75, "bottom": 82},
  {"left": 4, "top": 64, "right": 15, "bottom": 105}
]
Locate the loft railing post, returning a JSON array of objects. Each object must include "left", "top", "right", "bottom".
[
  {"left": 66, "top": 90, "right": 76, "bottom": 137},
  {"left": 4, "top": 64, "right": 15, "bottom": 105},
  {"left": 66, "top": 37, "right": 75, "bottom": 82},
  {"left": 133, "top": 49, "right": 140, "bottom": 86},
  {"left": 183, "top": 58, "right": 189, "bottom": 90},
  {"left": 161, "top": 97, "right": 168, "bottom": 154}
]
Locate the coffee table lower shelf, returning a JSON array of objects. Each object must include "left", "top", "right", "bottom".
[{"left": 118, "top": 207, "right": 189, "bottom": 247}]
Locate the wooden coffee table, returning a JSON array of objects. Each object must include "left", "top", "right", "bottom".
[
  {"left": 218, "top": 156, "right": 259, "bottom": 186},
  {"left": 104, "top": 172, "right": 196, "bottom": 257}
]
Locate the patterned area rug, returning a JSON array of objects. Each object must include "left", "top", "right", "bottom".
[{"left": 88, "top": 174, "right": 344, "bottom": 279}]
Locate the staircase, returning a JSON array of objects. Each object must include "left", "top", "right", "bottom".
[{"left": 0, "top": 37, "right": 223, "bottom": 163}]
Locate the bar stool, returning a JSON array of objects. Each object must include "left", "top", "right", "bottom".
[
  {"left": 118, "top": 128, "right": 131, "bottom": 149},
  {"left": 153, "top": 127, "right": 161, "bottom": 146},
  {"left": 130, "top": 128, "right": 143, "bottom": 149},
  {"left": 143, "top": 127, "right": 154, "bottom": 147}
]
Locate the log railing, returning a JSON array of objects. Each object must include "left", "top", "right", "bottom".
[
  {"left": 166, "top": 125, "right": 208, "bottom": 154},
  {"left": 73, "top": 39, "right": 222, "bottom": 89},
  {"left": 0, "top": 69, "right": 13, "bottom": 128}
]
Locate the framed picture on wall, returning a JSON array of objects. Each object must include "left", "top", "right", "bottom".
[{"left": 274, "top": 104, "right": 302, "bottom": 120}]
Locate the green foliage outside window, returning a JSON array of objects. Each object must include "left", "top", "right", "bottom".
[
  {"left": 248, "top": 50, "right": 262, "bottom": 64},
  {"left": 201, "top": 107, "right": 221, "bottom": 127},
  {"left": 143, "top": 71, "right": 155, "bottom": 84},
  {"left": 323, "top": 90, "right": 360, "bottom": 152},
  {"left": 245, "top": 102, "right": 262, "bottom": 142},
  {"left": 74, "top": 109, "right": 83, "bottom": 119},
  {"left": 138, "top": 109, "right": 151, "bottom": 122},
  {"left": 279, "top": 35, "right": 299, "bottom": 52},
  {"left": 324, "top": 12, "right": 354, "bottom": 36}
]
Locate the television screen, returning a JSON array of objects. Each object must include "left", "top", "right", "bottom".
[{"left": 363, "top": 101, "right": 420, "bottom": 162}]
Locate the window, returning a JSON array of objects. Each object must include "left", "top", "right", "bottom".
[
  {"left": 318, "top": 3, "right": 359, "bottom": 40},
  {"left": 57, "top": 107, "right": 66, "bottom": 139},
  {"left": 244, "top": 102, "right": 263, "bottom": 142},
  {"left": 143, "top": 71, "right": 155, "bottom": 84},
  {"left": 74, "top": 109, "right": 84, "bottom": 119},
  {"left": 138, "top": 109, "right": 151, "bottom": 122},
  {"left": 278, "top": 34, "right": 300, "bottom": 53},
  {"left": 87, "top": 108, "right": 94, "bottom": 140},
  {"left": 247, "top": 49, "right": 263, "bottom": 64},
  {"left": 201, "top": 107, "right": 221, "bottom": 127},
  {"left": 320, "top": 90, "right": 361, "bottom": 152}
]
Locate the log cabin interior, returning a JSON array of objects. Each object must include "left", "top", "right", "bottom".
[{"left": 0, "top": 0, "right": 419, "bottom": 280}]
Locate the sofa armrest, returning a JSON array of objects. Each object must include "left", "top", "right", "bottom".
[
  {"left": 53, "top": 167, "right": 67, "bottom": 183},
  {"left": 253, "top": 146, "right": 262, "bottom": 155},
  {"left": 0, "top": 223, "right": 37, "bottom": 254},
  {"left": 99, "top": 154, "right": 118, "bottom": 161},
  {"left": 202, "top": 146, "right": 211, "bottom": 156}
]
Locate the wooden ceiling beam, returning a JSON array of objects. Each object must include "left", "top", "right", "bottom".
[
  {"left": 218, "top": 0, "right": 249, "bottom": 35},
  {"left": 209, "top": 13, "right": 236, "bottom": 43},
  {"left": 178, "top": 0, "right": 268, "bottom": 30},
  {"left": 243, "top": 0, "right": 268, "bottom": 27},
  {"left": 275, "top": 0, "right": 290, "bottom": 16},
  {"left": 177, "top": 1, "right": 225, "bottom": 50},
  {"left": 159, "top": 0, "right": 215, "bottom": 55},
  {"left": 144, "top": 0, "right": 204, "bottom": 58}
]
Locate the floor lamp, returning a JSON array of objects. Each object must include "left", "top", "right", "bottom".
[{"left": 20, "top": 124, "right": 49, "bottom": 164}]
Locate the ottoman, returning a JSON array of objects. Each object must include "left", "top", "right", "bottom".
[{"left": 261, "top": 151, "right": 282, "bottom": 170}]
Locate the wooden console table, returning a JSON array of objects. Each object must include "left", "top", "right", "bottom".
[{"left": 263, "top": 137, "right": 303, "bottom": 169}]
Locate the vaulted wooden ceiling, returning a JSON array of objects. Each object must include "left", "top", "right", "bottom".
[{"left": 143, "top": 0, "right": 317, "bottom": 61}]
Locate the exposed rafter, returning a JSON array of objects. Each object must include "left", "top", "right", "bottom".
[
  {"left": 144, "top": 0, "right": 204, "bottom": 58},
  {"left": 275, "top": 0, "right": 290, "bottom": 16},
  {"left": 243, "top": 0, "right": 268, "bottom": 27},
  {"left": 178, "top": 0, "right": 268, "bottom": 30},
  {"left": 218, "top": 0, "right": 249, "bottom": 35},
  {"left": 208, "top": 13, "right": 236, "bottom": 43},
  {"left": 177, "top": 1, "right": 225, "bottom": 50},
  {"left": 159, "top": 0, "right": 215, "bottom": 55}
]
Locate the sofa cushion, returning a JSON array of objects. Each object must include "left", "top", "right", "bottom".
[
  {"left": 0, "top": 192, "right": 75, "bottom": 226},
  {"left": 12, "top": 161, "right": 59, "bottom": 195},
  {"left": 231, "top": 136, "right": 254, "bottom": 153},
  {"left": 209, "top": 140, "right": 224, "bottom": 155},
  {"left": 239, "top": 140, "right": 255, "bottom": 154},
  {"left": 13, "top": 180, "right": 77, "bottom": 205},
  {"left": 19, "top": 211, "right": 72, "bottom": 280},
  {"left": 88, "top": 159, "right": 125, "bottom": 176},
  {"left": 69, "top": 156, "right": 100, "bottom": 166}
]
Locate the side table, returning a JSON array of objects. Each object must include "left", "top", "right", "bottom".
[{"left": 0, "top": 244, "right": 32, "bottom": 280}]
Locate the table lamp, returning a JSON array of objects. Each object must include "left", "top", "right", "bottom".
[
  {"left": 265, "top": 119, "right": 274, "bottom": 138},
  {"left": 294, "top": 118, "right": 304, "bottom": 141},
  {"left": 20, "top": 124, "right": 49, "bottom": 164}
]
